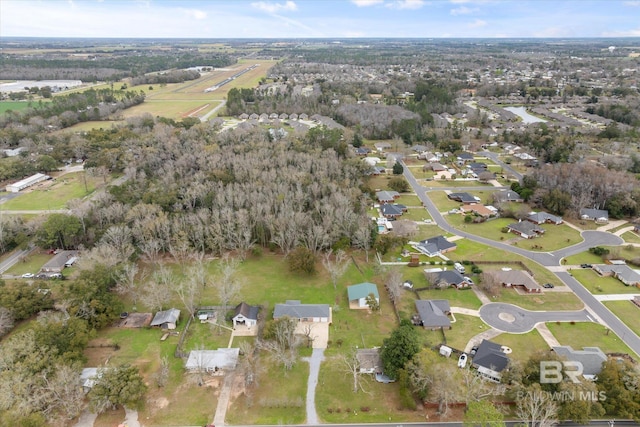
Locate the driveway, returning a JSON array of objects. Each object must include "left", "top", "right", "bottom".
[
  {"left": 304, "top": 348, "right": 325, "bottom": 425},
  {"left": 295, "top": 322, "right": 329, "bottom": 348},
  {"left": 479, "top": 302, "right": 593, "bottom": 333}
]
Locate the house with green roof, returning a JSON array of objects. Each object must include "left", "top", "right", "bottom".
[{"left": 347, "top": 282, "right": 379, "bottom": 309}]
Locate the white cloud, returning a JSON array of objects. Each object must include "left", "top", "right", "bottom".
[
  {"left": 183, "top": 9, "right": 207, "bottom": 20},
  {"left": 251, "top": 1, "right": 298, "bottom": 13},
  {"left": 468, "top": 19, "right": 487, "bottom": 28},
  {"left": 387, "top": 0, "right": 426, "bottom": 10},
  {"left": 451, "top": 6, "right": 478, "bottom": 15},
  {"left": 351, "top": 0, "right": 384, "bottom": 6},
  {"left": 623, "top": 1, "right": 640, "bottom": 5}
]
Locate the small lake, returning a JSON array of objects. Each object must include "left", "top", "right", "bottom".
[{"left": 504, "top": 106, "right": 547, "bottom": 124}]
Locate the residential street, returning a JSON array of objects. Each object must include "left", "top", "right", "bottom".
[{"left": 400, "top": 160, "right": 640, "bottom": 358}]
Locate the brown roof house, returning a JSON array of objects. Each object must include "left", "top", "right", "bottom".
[{"left": 497, "top": 269, "right": 542, "bottom": 293}]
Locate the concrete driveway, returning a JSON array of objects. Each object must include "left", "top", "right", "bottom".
[
  {"left": 479, "top": 302, "right": 593, "bottom": 333},
  {"left": 295, "top": 322, "right": 329, "bottom": 348}
]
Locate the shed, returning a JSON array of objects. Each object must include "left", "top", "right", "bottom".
[
  {"left": 347, "top": 282, "right": 379, "bottom": 309},
  {"left": 150, "top": 308, "right": 181, "bottom": 329},
  {"left": 232, "top": 302, "right": 259, "bottom": 328}
]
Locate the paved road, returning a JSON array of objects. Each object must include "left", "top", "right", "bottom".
[
  {"left": 400, "top": 160, "right": 640, "bottom": 357},
  {"left": 479, "top": 302, "right": 592, "bottom": 333},
  {"left": 201, "top": 100, "right": 226, "bottom": 122},
  {"left": 0, "top": 247, "right": 34, "bottom": 273},
  {"left": 479, "top": 150, "right": 523, "bottom": 183},
  {"left": 305, "top": 348, "right": 325, "bottom": 425}
]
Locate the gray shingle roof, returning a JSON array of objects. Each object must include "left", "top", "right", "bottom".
[
  {"left": 273, "top": 301, "right": 330, "bottom": 319},
  {"left": 552, "top": 346, "right": 607, "bottom": 377},
  {"left": 415, "top": 300, "right": 451, "bottom": 328},
  {"left": 473, "top": 339, "right": 509, "bottom": 372},
  {"left": 234, "top": 302, "right": 259, "bottom": 321},
  {"left": 413, "top": 235, "right": 457, "bottom": 256},
  {"left": 150, "top": 308, "right": 180, "bottom": 326}
]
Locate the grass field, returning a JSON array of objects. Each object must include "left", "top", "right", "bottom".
[
  {"left": 3, "top": 251, "right": 51, "bottom": 276},
  {"left": 603, "top": 300, "right": 640, "bottom": 337},
  {"left": 494, "top": 287, "right": 584, "bottom": 311},
  {"left": 0, "top": 100, "right": 33, "bottom": 114},
  {"left": 621, "top": 231, "right": 640, "bottom": 244},
  {"left": 571, "top": 269, "right": 640, "bottom": 294},
  {"left": 1, "top": 171, "right": 99, "bottom": 210},
  {"left": 546, "top": 322, "right": 636, "bottom": 356}
]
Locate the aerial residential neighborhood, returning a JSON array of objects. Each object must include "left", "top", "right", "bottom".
[{"left": 1, "top": 1, "right": 640, "bottom": 427}]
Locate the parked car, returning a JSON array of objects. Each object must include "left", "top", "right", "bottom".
[
  {"left": 458, "top": 353, "right": 468, "bottom": 368},
  {"left": 580, "top": 264, "right": 592, "bottom": 268},
  {"left": 470, "top": 346, "right": 479, "bottom": 356},
  {"left": 403, "top": 280, "right": 414, "bottom": 289},
  {"left": 21, "top": 273, "right": 34, "bottom": 278},
  {"left": 543, "top": 283, "right": 554, "bottom": 289}
]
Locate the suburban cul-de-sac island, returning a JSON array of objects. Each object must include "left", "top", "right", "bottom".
[{"left": 1, "top": 1, "right": 640, "bottom": 426}]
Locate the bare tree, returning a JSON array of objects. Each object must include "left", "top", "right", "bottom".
[
  {"left": 154, "top": 356, "right": 170, "bottom": 388},
  {"left": 427, "top": 364, "right": 461, "bottom": 416},
  {"left": 175, "top": 275, "right": 202, "bottom": 320},
  {"left": 301, "top": 323, "right": 316, "bottom": 348},
  {"left": 340, "top": 348, "right": 369, "bottom": 393},
  {"left": 114, "top": 262, "right": 143, "bottom": 308},
  {"left": 322, "top": 249, "right": 350, "bottom": 290},
  {"left": 140, "top": 268, "right": 173, "bottom": 312},
  {"left": 460, "top": 368, "right": 505, "bottom": 404},
  {"left": 216, "top": 255, "right": 242, "bottom": 309},
  {"left": 385, "top": 267, "right": 403, "bottom": 306},
  {"left": 38, "top": 363, "right": 86, "bottom": 424},
  {"left": 352, "top": 219, "right": 373, "bottom": 263},
  {"left": 258, "top": 316, "right": 300, "bottom": 370},
  {"left": 0, "top": 306, "right": 15, "bottom": 337},
  {"left": 479, "top": 270, "right": 502, "bottom": 297},
  {"left": 516, "top": 384, "right": 558, "bottom": 427}
]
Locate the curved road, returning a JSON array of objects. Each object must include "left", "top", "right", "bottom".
[
  {"left": 479, "top": 303, "right": 592, "bottom": 333},
  {"left": 400, "top": 160, "right": 640, "bottom": 357}
]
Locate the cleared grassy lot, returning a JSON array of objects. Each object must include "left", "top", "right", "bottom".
[
  {"left": 571, "top": 268, "right": 640, "bottom": 294},
  {"left": 546, "top": 322, "right": 636, "bottom": 356},
  {"left": 603, "top": 300, "right": 640, "bottom": 337},
  {"left": 0, "top": 100, "right": 33, "bottom": 114},
  {"left": 622, "top": 231, "right": 640, "bottom": 244},
  {"left": 494, "top": 287, "right": 584, "bottom": 311},
  {"left": 492, "top": 330, "right": 549, "bottom": 363},
  {"left": 315, "top": 355, "right": 426, "bottom": 424},
  {"left": 1, "top": 171, "right": 99, "bottom": 210},
  {"left": 3, "top": 251, "right": 51, "bottom": 276}
]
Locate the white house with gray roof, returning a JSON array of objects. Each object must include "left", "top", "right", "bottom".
[
  {"left": 593, "top": 264, "right": 640, "bottom": 287},
  {"left": 273, "top": 300, "right": 331, "bottom": 323},
  {"left": 185, "top": 348, "right": 240, "bottom": 374}
]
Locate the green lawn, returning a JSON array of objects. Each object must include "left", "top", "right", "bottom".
[
  {"left": 621, "top": 231, "right": 640, "bottom": 244},
  {"left": 315, "top": 355, "right": 426, "bottom": 424},
  {"left": 395, "top": 194, "right": 422, "bottom": 206},
  {"left": 424, "top": 179, "right": 487, "bottom": 188},
  {"left": 226, "top": 358, "right": 308, "bottom": 424},
  {"left": 563, "top": 252, "right": 606, "bottom": 266},
  {"left": 493, "top": 330, "right": 550, "bottom": 363},
  {"left": 4, "top": 251, "right": 51, "bottom": 276},
  {"left": 1, "top": 172, "right": 100, "bottom": 210},
  {"left": 425, "top": 191, "right": 460, "bottom": 211},
  {"left": 442, "top": 314, "right": 488, "bottom": 350},
  {"left": 494, "top": 288, "right": 584, "bottom": 311},
  {"left": 571, "top": 269, "right": 640, "bottom": 294},
  {"left": 546, "top": 322, "right": 637, "bottom": 356},
  {"left": 603, "top": 300, "right": 640, "bottom": 337},
  {"left": 415, "top": 288, "right": 483, "bottom": 310}
]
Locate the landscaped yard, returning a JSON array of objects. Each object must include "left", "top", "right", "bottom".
[
  {"left": 546, "top": 322, "right": 636, "bottom": 356},
  {"left": 603, "top": 300, "right": 640, "bottom": 337},
  {"left": 1, "top": 171, "right": 100, "bottom": 210},
  {"left": 621, "top": 231, "right": 640, "bottom": 244},
  {"left": 494, "top": 288, "right": 584, "bottom": 311},
  {"left": 571, "top": 269, "right": 640, "bottom": 294}
]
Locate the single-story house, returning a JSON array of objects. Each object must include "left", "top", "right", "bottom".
[
  {"left": 369, "top": 166, "right": 387, "bottom": 175},
  {"left": 461, "top": 204, "right": 495, "bottom": 218},
  {"left": 457, "top": 152, "right": 475, "bottom": 163},
  {"left": 150, "top": 308, "right": 181, "bottom": 329},
  {"left": 496, "top": 269, "right": 542, "bottom": 293},
  {"left": 430, "top": 162, "right": 447, "bottom": 172},
  {"left": 380, "top": 204, "right": 404, "bottom": 219},
  {"left": 376, "top": 190, "right": 400, "bottom": 203},
  {"left": 412, "top": 235, "right": 457, "bottom": 257},
  {"left": 185, "top": 348, "right": 240, "bottom": 374},
  {"left": 448, "top": 192, "right": 479, "bottom": 204},
  {"left": 427, "top": 270, "right": 472, "bottom": 289},
  {"left": 493, "top": 190, "right": 523, "bottom": 203},
  {"left": 580, "top": 208, "right": 609, "bottom": 224},
  {"left": 472, "top": 339, "right": 510, "bottom": 383},
  {"left": 593, "top": 264, "right": 640, "bottom": 287},
  {"left": 5, "top": 172, "right": 50, "bottom": 193},
  {"left": 552, "top": 346, "right": 607, "bottom": 380},
  {"left": 273, "top": 300, "right": 331, "bottom": 323},
  {"left": 415, "top": 299, "right": 451, "bottom": 330},
  {"left": 347, "top": 282, "right": 379, "bottom": 309},
  {"left": 355, "top": 147, "right": 371, "bottom": 156},
  {"left": 527, "top": 212, "right": 563, "bottom": 225},
  {"left": 507, "top": 221, "right": 545, "bottom": 239},
  {"left": 42, "top": 250, "right": 78, "bottom": 273},
  {"left": 356, "top": 348, "right": 382, "bottom": 374},
  {"left": 232, "top": 302, "right": 259, "bottom": 328},
  {"left": 468, "top": 162, "right": 487, "bottom": 171},
  {"left": 411, "top": 144, "right": 429, "bottom": 154},
  {"left": 374, "top": 142, "right": 392, "bottom": 153}
]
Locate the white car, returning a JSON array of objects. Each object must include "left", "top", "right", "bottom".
[
  {"left": 457, "top": 353, "right": 468, "bottom": 368},
  {"left": 21, "top": 273, "right": 35, "bottom": 278}
]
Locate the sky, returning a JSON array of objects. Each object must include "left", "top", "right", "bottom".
[{"left": 1, "top": 0, "right": 640, "bottom": 39}]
